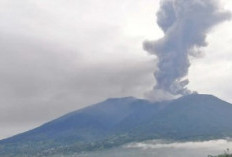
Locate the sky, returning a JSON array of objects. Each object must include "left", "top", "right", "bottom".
[{"left": 0, "top": 0, "right": 232, "bottom": 139}]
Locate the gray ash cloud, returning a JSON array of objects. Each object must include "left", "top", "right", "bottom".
[{"left": 144, "top": 0, "right": 231, "bottom": 101}]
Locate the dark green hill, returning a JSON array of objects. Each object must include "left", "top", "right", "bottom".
[{"left": 1, "top": 94, "right": 232, "bottom": 156}]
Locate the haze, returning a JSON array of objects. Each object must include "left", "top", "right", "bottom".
[{"left": 0, "top": 0, "right": 232, "bottom": 139}]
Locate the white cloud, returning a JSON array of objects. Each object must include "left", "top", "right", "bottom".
[
  {"left": 188, "top": 8, "right": 232, "bottom": 102},
  {"left": 0, "top": 0, "right": 159, "bottom": 139},
  {"left": 0, "top": 0, "right": 232, "bottom": 140}
]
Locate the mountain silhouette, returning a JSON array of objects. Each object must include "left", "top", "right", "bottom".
[{"left": 1, "top": 94, "right": 232, "bottom": 156}]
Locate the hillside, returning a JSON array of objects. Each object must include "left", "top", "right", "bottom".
[{"left": 1, "top": 94, "right": 232, "bottom": 156}]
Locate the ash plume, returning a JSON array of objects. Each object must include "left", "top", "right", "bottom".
[{"left": 144, "top": 0, "right": 230, "bottom": 101}]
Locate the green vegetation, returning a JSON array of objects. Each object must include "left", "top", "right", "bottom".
[
  {"left": 209, "top": 154, "right": 232, "bottom": 157},
  {"left": 208, "top": 149, "right": 232, "bottom": 157},
  {"left": 1, "top": 94, "right": 232, "bottom": 156}
]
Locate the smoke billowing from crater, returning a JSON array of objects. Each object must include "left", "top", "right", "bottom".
[{"left": 144, "top": 0, "right": 231, "bottom": 101}]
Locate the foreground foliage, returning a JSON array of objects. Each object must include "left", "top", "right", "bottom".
[
  {"left": 209, "top": 149, "right": 232, "bottom": 157},
  {"left": 209, "top": 154, "right": 232, "bottom": 157}
]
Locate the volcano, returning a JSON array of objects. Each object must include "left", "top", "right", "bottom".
[{"left": 1, "top": 94, "right": 232, "bottom": 156}]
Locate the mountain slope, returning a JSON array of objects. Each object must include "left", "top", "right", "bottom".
[{"left": 1, "top": 94, "right": 232, "bottom": 156}]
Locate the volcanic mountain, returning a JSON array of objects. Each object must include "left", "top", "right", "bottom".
[{"left": 1, "top": 94, "right": 232, "bottom": 156}]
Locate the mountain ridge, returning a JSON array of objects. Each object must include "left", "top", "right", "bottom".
[{"left": 1, "top": 94, "right": 232, "bottom": 156}]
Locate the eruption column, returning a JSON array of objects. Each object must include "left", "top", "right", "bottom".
[{"left": 144, "top": 0, "right": 231, "bottom": 101}]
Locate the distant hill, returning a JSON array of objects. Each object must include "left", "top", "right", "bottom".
[{"left": 1, "top": 94, "right": 232, "bottom": 156}]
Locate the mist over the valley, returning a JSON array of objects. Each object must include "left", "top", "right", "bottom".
[
  {"left": 52, "top": 139, "right": 232, "bottom": 157},
  {"left": 0, "top": 0, "right": 232, "bottom": 156}
]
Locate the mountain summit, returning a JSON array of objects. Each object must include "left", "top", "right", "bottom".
[{"left": 1, "top": 94, "right": 232, "bottom": 156}]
